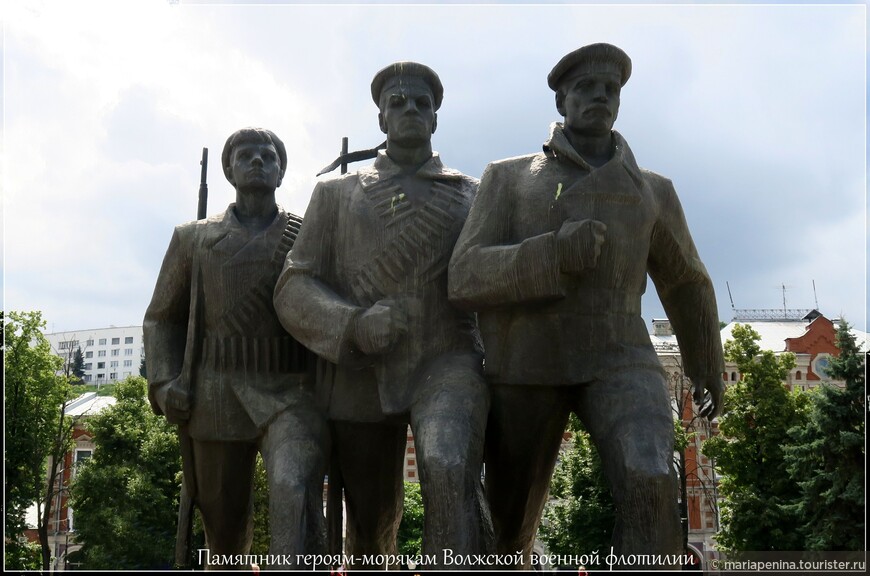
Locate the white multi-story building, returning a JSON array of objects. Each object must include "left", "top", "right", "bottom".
[{"left": 44, "top": 326, "right": 144, "bottom": 384}]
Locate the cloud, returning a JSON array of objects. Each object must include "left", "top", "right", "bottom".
[{"left": 4, "top": 1, "right": 865, "bottom": 333}]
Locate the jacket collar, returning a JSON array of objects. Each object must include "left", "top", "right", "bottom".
[
  {"left": 358, "top": 150, "right": 465, "bottom": 189},
  {"left": 203, "top": 203, "right": 286, "bottom": 251},
  {"left": 223, "top": 203, "right": 286, "bottom": 230},
  {"left": 542, "top": 122, "right": 644, "bottom": 187}
]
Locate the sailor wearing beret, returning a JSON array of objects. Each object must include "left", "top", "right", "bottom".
[
  {"left": 275, "top": 62, "right": 493, "bottom": 569},
  {"left": 449, "top": 43, "right": 725, "bottom": 569}
]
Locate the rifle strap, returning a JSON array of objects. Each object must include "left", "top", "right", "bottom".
[{"left": 222, "top": 213, "right": 303, "bottom": 336}]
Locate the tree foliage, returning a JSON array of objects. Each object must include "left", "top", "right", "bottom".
[
  {"left": 70, "top": 375, "right": 274, "bottom": 569},
  {"left": 250, "top": 454, "right": 271, "bottom": 557},
  {"left": 669, "top": 362, "right": 718, "bottom": 559},
  {"left": 538, "top": 415, "right": 614, "bottom": 568},
  {"left": 703, "top": 324, "right": 810, "bottom": 552},
  {"left": 397, "top": 481, "right": 424, "bottom": 559},
  {"left": 71, "top": 347, "right": 86, "bottom": 383},
  {"left": 4, "top": 310, "right": 74, "bottom": 570},
  {"left": 784, "top": 320, "right": 865, "bottom": 550},
  {"left": 70, "top": 376, "right": 181, "bottom": 569}
]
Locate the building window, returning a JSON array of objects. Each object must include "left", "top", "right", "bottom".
[
  {"left": 85, "top": 351, "right": 93, "bottom": 359},
  {"left": 813, "top": 354, "right": 832, "bottom": 379},
  {"left": 109, "top": 372, "right": 117, "bottom": 381},
  {"left": 98, "top": 350, "right": 106, "bottom": 357},
  {"left": 99, "top": 338, "right": 106, "bottom": 345},
  {"left": 110, "top": 361, "right": 118, "bottom": 368},
  {"left": 68, "top": 450, "right": 93, "bottom": 532},
  {"left": 58, "top": 340, "right": 79, "bottom": 350},
  {"left": 125, "top": 348, "right": 133, "bottom": 356},
  {"left": 97, "top": 373, "right": 104, "bottom": 380},
  {"left": 125, "top": 337, "right": 134, "bottom": 344},
  {"left": 112, "top": 337, "right": 120, "bottom": 345},
  {"left": 74, "top": 449, "right": 92, "bottom": 476},
  {"left": 84, "top": 363, "right": 92, "bottom": 370},
  {"left": 111, "top": 349, "right": 119, "bottom": 356},
  {"left": 795, "top": 371, "right": 802, "bottom": 380},
  {"left": 86, "top": 339, "right": 94, "bottom": 346},
  {"left": 124, "top": 371, "right": 132, "bottom": 377},
  {"left": 97, "top": 362, "right": 105, "bottom": 369},
  {"left": 123, "top": 360, "right": 133, "bottom": 367},
  {"left": 84, "top": 374, "right": 92, "bottom": 382}
]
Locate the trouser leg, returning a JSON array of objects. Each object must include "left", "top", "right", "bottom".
[
  {"left": 484, "top": 384, "right": 572, "bottom": 569},
  {"left": 575, "top": 368, "right": 681, "bottom": 569},
  {"left": 332, "top": 420, "right": 406, "bottom": 569},
  {"left": 259, "top": 403, "right": 329, "bottom": 569},
  {"left": 192, "top": 440, "right": 258, "bottom": 570},
  {"left": 410, "top": 357, "right": 492, "bottom": 569}
]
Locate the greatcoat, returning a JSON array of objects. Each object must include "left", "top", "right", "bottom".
[{"left": 449, "top": 123, "right": 724, "bottom": 384}]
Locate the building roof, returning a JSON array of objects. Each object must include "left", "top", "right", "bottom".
[
  {"left": 720, "top": 320, "right": 869, "bottom": 354},
  {"left": 650, "top": 312, "right": 868, "bottom": 356},
  {"left": 66, "top": 392, "right": 117, "bottom": 417},
  {"left": 650, "top": 333, "right": 680, "bottom": 353},
  {"left": 720, "top": 321, "right": 806, "bottom": 352}
]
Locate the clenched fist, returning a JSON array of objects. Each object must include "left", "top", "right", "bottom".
[
  {"left": 557, "top": 218, "right": 607, "bottom": 274},
  {"left": 353, "top": 299, "right": 409, "bottom": 355},
  {"left": 154, "top": 378, "right": 191, "bottom": 425}
]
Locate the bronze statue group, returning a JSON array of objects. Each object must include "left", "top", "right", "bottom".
[{"left": 144, "top": 43, "right": 725, "bottom": 571}]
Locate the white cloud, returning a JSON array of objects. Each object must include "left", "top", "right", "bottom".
[{"left": 4, "top": 1, "right": 865, "bottom": 332}]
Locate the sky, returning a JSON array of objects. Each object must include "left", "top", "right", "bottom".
[{"left": 3, "top": 1, "right": 867, "bottom": 336}]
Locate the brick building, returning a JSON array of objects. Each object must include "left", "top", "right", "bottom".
[
  {"left": 653, "top": 309, "right": 867, "bottom": 570},
  {"left": 24, "top": 392, "right": 116, "bottom": 571}
]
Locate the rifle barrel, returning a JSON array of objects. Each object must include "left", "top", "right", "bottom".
[{"left": 197, "top": 147, "right": 208, "bottom": 220}]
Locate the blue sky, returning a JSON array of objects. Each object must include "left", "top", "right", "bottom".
[{"left": 3, "top": 1, "right": 866, "bottom": 333}]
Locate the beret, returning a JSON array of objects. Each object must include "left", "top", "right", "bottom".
[
  {"left": 371, "top": 61, "right": 444, "bottom": 110},
  {"left": 547, "top": 43, "right": 632, "bottom": 91}
]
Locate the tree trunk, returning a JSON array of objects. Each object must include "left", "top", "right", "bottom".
[
  {"left": 38, "top": 407, "right": 70, "bottom": 570},
  {"left": 39, "top": 499, "right": 52, "bottom": 570},
  {"left": 678, "top": 450, "right": 688, "bottom": 554}
]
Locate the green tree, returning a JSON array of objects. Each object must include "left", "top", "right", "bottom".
[
  {"left": 703, "top": 324, "right": 809, "bottom": 552},
  {"left": 71, "top": 347, "right": 86, "bottom": 383},
  {"left": 784, "top": 320, "right": 865, "bottom": 550},
  {"left": 70, "top": 376, "right": 181, "bottom": 569},
  {"left": 250, "top": 454, "right": 271, "bottom": 557},
  {"left": 669, "top": 361, "right": 719, "bottom": 559},
  {"left": 538, "top": 415, "right": 614, "bottom": 569},
  {"left": 4, "top": 310, "right": 76, "bottom": 570},
  {"left": 397, "top": 481, "right": 424, "bottom": 559}
]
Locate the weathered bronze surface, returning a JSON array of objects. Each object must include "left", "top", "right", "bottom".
[
  {"left": 274, "top": 62, "right": 494, "bottom": 570},
  {"left": 449, "top": 43, "right": 725, "bottom": 570},
  {"left": 144, "top": 128, "right": 328, "bottom": 569}
]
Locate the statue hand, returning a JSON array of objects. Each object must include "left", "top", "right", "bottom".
[
  {"left": 156, "top": 378, "right": 191, "bottom": 425},
  {"left": 353, "top": 299, "right": 409, "bottom": 355},
  {"left": 557, "top": 219, "right": 607, "bottom": 274},
  {"left": 692, "top": 372, "right": 725, "bottom": 421}
]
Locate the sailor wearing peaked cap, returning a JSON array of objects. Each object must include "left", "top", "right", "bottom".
[
  {"left": 371, "top": 61, "right": 444, "bottom": 110},
  {"left": 547, "top": 42, "right": 632, "bottom": 91},
  {"left": 276, "top": 56, "right": 492, "bottom": 569}
]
